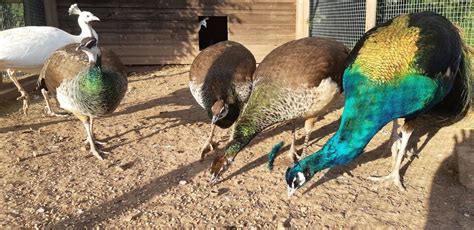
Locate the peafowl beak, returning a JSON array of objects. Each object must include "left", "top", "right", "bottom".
[
  {"left": 211, "top": 115, "right": 219, "bottom": 124},
  {"left": 91, "top": 16, "right": 100, "bottom": 22}
]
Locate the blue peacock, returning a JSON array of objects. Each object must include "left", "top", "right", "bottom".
[{"left": 286, "top": 11, "right": 471, "bottom": 196}]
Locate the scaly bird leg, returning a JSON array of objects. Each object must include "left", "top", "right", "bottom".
[
  {"left": 199, "top": 123, "right": 216, "bottom": 158},
  {"left": 301, "top": 117, "right": 317, "bottom": 158},
  {"left": 288, "top": 122, "right": 298, "bottom": 162},
  {"left": 41, "top": 89, "right": 69, "bottom": 117},
  {"left": 368, "top": 119, "right": 415, "bottom": 191},
  {"left": 389, "top": 119, "right": 416, "bottom": 158},
  {"left": 76, "top": 114, "right": 106, "bottom": 160},
  {"left": 7, "top": 69, "right": 30, "bottom": 115},
  {"left": 82, "top": 116, "right": 106, "bottom": 147}
]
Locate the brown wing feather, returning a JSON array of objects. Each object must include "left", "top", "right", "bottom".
[
  {"left": 189, "top": 40, "right": 256, "bottom": 86},
  {"left": 254, "top": 37, "right": 349, "bottom": 89},
  {"left": 39, "top": 44, "right": 126, "bottom": 93}
]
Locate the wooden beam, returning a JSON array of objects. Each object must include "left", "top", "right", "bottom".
[
  {"left": 365, "top": 0, "right": 377, "bottom": 32},
  {"left": 43, "top": 0, "right": 59, "bottom": 27},
  {"left": 295, "top": 0, "right": 309, "bottom": 39}
]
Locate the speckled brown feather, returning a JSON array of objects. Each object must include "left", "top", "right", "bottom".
[
  {"left": 189, "top": 41, "right": 255, "bottom": 86},
  {"left": 39, "top": 43, "right": 126, "bottom": 93},
  {"left": 253, "top": 37, "right": 349, "bottom": 90},
  {"left": 189, "top": 40, "right": 256, "bottom": 128}
]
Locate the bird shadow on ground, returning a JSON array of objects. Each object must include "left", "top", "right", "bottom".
[
  {"left": 302, "top": 120, "right": 445, "bottom": 195},
  {"left": 128, "top": 70, "right": 190, "bottom": 83},
  {"left": 102, "top": 86, "right": 205, "bottom": 151},
  {"left": 49, "top": 153, "right": 217, "bottom": 228},
  {"left": 426, "top": 129, "right": 473, "bottom": 229},
  {"left": 114, "top": 87, "right": 197, "bottom": 117},
  {"left": 217, "top": 119, "right": 341, "bottom": 185}
]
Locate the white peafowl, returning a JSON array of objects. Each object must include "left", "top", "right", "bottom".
[{"left": 0, "top": 4, "right": 99, "bottom": 115}]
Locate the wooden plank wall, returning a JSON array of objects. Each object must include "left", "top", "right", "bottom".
[{"left": 56, "top": 0, "right": 296, "bottom": 65}]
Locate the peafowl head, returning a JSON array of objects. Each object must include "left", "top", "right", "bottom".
[
  {"left": 68, "top": 4, "right": 100, "bottom": 24},
  {"left": 211, "top": 99, "right": 229, "bottom": 124},
  {"left": 77, "top": 37, "right": 101, "bottom": 64},
  {"left": 285, "top": 162, "right": 311, "bottom": 197}
]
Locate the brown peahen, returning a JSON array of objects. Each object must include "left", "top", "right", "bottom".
[
  {"left": 189, "top": 41, "right": 256, "bottom": 157},
  {"left": 210, "top": 37, "right": 349, "bottom": 182},
  {"left": 39, "top": 37, "right": 127, "bottom": 160}
]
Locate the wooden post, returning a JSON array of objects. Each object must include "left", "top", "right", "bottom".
[
  {"left": 43, "top": 0, "right": 58, "bottom": 27},
  {"left": 295, "top": 0, "right": 310, "bottom": 39},
  {"left": 365, "top": 0, "right": 377, "bottom": 32}
]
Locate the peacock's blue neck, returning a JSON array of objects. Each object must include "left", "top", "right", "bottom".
[
  {"left": 299, "top": 100, "right": 387, "bottom": 177},
  {"left": 299, "top": 66, "right": 441, "bottom": 178}
]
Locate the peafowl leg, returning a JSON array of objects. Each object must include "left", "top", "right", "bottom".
[
  {"left": 88, "top": 117, "right": 107, "bottom": 146},
  {"left": 288, "top": 122, "right": 298, "bottom": 161},
  {"left": 76, "top": 114, "right": 106, "bottom": 160},
  {"left": 7, "top": 69, "right": 30, "bottom": 115},
  {"left": 41, "top": 89, "right": 69, "bottom": 117},
  {"left": 389, "top": 119, "right": 415, "bottom": 158},
  {"left": 368, "top": 120, "right": 415, "bottom": 191},
  {"left": 301, "top": 117, "right": 317, "bottom": 158},
  {"left": 199, "top": 123, "right": 216, "bottom": 158}
]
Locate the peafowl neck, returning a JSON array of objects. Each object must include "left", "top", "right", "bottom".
[
  {"left": 78, "top": 20, "right": 98, "bottom": 40},
  {"left": 300, "top": 66, "right": 443, "bottom": 178},
  {"left": 224, "top": 118, "right": 260, "bottom": 159},
  {"left": 299, "top": 108, "right": 385, "bottom": 177}
]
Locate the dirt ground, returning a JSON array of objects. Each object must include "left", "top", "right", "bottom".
[{"left": 0, "top": 65, "right": 473, "bottom": 229}]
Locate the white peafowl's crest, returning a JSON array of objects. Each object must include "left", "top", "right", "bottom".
[{"left": 68, "top": 3, "right": 82, "bottom": 15}]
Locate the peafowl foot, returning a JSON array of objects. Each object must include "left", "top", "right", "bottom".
[
  {"left": 17, "top": 93, "right": 30, "bottom": 115},
  {"left": 199, "top": 141, "right": 216, "bottom": 159},
  {"left": 209, "top": 154, "right": 232, "bottom": 184},
  {"left": 90, "top": 148, "right": 106, "bottom": 160},
  {"left": 367, "top": 173, "right": 406, "bottom": 192},
  {"left": 44, "top": 106, "right": 70, "bottom": 117},
  {"left": 83, "top": 138, "right": 107, "bottom": 147}
]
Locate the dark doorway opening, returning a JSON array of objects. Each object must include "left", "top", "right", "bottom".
[{"left": 198, "top": 16, "right": 228, "bottom": 50}]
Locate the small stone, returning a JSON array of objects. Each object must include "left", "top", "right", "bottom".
[
  {"left": 115, "top": 165, "right": 125, "bottom": 172},
  {"left": 80, "top": 146, "right": 87, "bottom": 151},
  {"left": 300, "top": 206, "right": 308, "bottom": 213},
  {"left": 77, "top": 209, "right": 84, "bottom": 214},
  {"left": 36, "top": 207, "right": 45, "bottom": 213},
  {"left": 210, "top": 189, "right": 219, "bottom": 197},
  {"left": 464, "top": 213, "right": 470, "bottom": 218},
  {"left": 123, "top": 211, "right": 141, "bottom": 222},
  {"left": 179, "top": 180, "right": 187, "bottom": 185}
]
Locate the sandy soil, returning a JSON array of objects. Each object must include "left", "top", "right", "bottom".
[{"left": 0, "top": 65, "right": 473, "bottom": 229}]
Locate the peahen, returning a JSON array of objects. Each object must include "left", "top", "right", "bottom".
[
  {"left": 286, "top": 12, "right": 471, "bottom": 196},
  {"left": 189, "top": 41, "right": 256, "bottom": 157},
  {"left": 41, "top": 37, "right": 127, "bottom": 160},
  {"left": 0, "top": 4, "right": 99, "bottom": 115},
  {"left": 209, "top": 37, "right": 349, "bottom": 182},
  {"left": 38, "top": 41, "right": 126, "bottom": 116}
]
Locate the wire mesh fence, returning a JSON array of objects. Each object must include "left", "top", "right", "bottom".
[
  {"left": 310, "top": 0, "right": 473, "bottom": 49},
  {"left": 377, "top": 0, "right": 474, "bottom": 47},
  {"left": 310, "top": 0, "right": 367, "bottom": 49},
  {"left": 0, "top": 1, "right": 25, "bottom": 30}
]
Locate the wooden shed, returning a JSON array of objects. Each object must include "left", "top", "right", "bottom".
[{"left": 46, "top": 0, "right": 309, "bottom": 65}]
